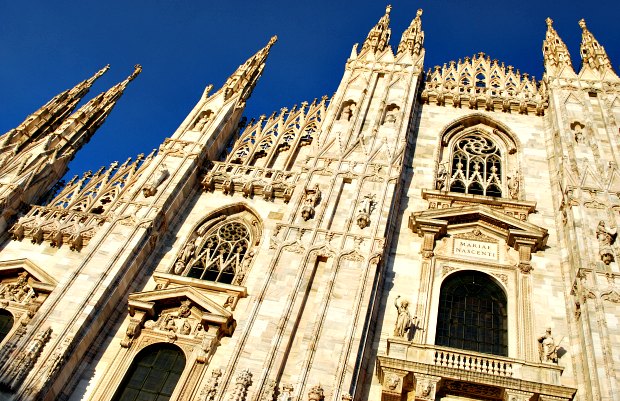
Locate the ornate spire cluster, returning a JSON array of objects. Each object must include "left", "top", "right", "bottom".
[
  {"left": 542, "top": 18, "right": 574, "bottom": 76},
  {"left": 223, "top": 36, "right": 277, "bottom": 101},
  {"left": 421, "top": 53, "right": 545, "bottom": 115},
  {"left": 578, "top": 19, "right": 615, "bottom": 75},
  {"left": 397, "top": 9, "right": 424, "bottom": 56},
  {"left": 10, "top": 151, "right": 156, "bottom": 250},
  {"left": 227, "top": 96, "right": 329, "bottom": 165},
  {"left": 0, "top": 65, "right": 109, "bottom": 153},
  {"left": 361, "top": 5, "right": 392, "bottom": 54}
]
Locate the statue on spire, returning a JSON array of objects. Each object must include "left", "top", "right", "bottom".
[
  {"left": 361, "top": 5, "right": 392, "bottom": 54},
  {"left": 397, "top": 9, "right": 424, "bottom": 55},
  {"left": 578, "top": 19, "right": 615, "bottom": 76}
]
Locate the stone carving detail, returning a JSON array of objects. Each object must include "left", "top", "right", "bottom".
[
  {"left": 227, "top": 369, "right": 252, "bottom": 401},
  {"left": 199, "top": 368, "right": 222, "bottom": 401},
  {"left": 0, "top": 327, "right": 52, "bottom": 391},
  {"left": 537, "top": 328, "right": 560, "bottom": 363},
  {"left": 277, "top": 383, "right": 294, "bottom": 401},
  {"left": 202, "top": 163, "right": 298, "bottom": 203},
  {"left": 142, "top": 164, "right": 170, "bottom": 198},
  {"left": 260, "top": 380, "right": 277, "bottom": 401},
  {"left": 435, "top": 163, "right": 448, "bottom": 190},
  {"left": 9, "top": 152, "right": 156, "bottom": 250},
  {"left": 397, "top": 8, "right": 424, "bottom": 56},
  {"left": 393, "top": 295, "right": 413, "bottom": 338},
  {"left": 596, "top": 220, "right": 616, "bottom": 265},
  {"left": 385, "top": 374, "right": 401, "bottom": 391},
  {"left": 307, "top": 384, "right": 325, "bottom": 401},
  {"left": 421, "top": 53, "right": 545, "bottom": 115},
  {"left": 507, "top": 171, "right": 520, "bottom": 199},
  {"left": 356, "top": 194, "right": 375, "bottom": 229},
  {"left": 0, "top": 272, "right": 35, "bottom": 304},
  {"left": 339, "top": 102, "right": 356, "bottom": 121},
  {"left": 301, "top": 184, "right": 321, "bottom": 221},
  {"left": 227, "top": 97, "right": 326, "bottom": 166},
  {"left": 192, "top": 111, "right": 213, "bottom": 132}
]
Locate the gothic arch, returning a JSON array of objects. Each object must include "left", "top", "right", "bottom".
[
  {"left": 171, "top": 203, "right": 262, "bottom": 285},
  {"left": 435, "top": 114, "right": 522, "bottom": 198}
]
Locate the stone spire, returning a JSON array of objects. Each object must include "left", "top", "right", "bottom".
[
  {"left": 361, "top": 5, "right": 392, "bottom": 54},
  {"left": 223, "top": 36, "right": 277, "bottom": 102},
  {"left": 0, "top": 64, "right": 110, "bottom": 152},
  {"left": 578, "top": 19, "right": 616, "bottom": 76},
  {"left": 542, "top": 17, "right": 574, "bottom": 76},
  {"left": 397, "top": 8, "right": 424, "bottom": 55},
  {"left": 50, "top": 64, "right": 142, "bottom": 155}
]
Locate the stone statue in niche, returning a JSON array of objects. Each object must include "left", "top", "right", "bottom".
[
  {"left": 339, "top": 102, "right": 355, "bottom": 121},
  {"left": 596, "top": 220, "right": 617, "bottom": 265},
  {"left": 393, "top": 295, "right": 413, "bottom": 338},
  {"left": 572, "top": 121, "right": 586, "bottom": 144},
  {"left": 356, "top": 194, "right": 376, "bottom": 229},
  {"left": 537, "top": 327, "right": 560, "bottom": 363},
  {"left": 507, "top": 172, "right": 519, "bottom": 199},
  {"left": 383, "top": 106, "right": 400, "bottom": 126},
  {"left": 301, "top": 184, "right": 321, "bottom": 221},
  {"left": 192, "top": 112, "right": 212, "bottom": 131},
  {"left": 435, "top": 164, "right": 448, "bottom": 190}
]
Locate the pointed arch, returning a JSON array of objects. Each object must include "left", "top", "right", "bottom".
[{"left": 171, "top": 203, "right": 262, "bottom": 285}]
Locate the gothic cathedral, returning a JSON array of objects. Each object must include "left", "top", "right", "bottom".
[{"left": 0, "top": 5, "right": 618, "bottom": 401}]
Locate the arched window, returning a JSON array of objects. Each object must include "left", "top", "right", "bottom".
[
  {"left": 0, "top": 310, "right": 14, "bottom": 343},
  {"left": 175, "top": 219, "right": 252, "bottom": 284},
  {"left": 113, "top": 344, "right": 186, "bottom": 401},
  {"left": 435, "top": 271, "right": 508, "bottom": 356},
  {"left": 449, "top": 134, "right": 502, "bottom": 197}
]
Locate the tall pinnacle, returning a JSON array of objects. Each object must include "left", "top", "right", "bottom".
[
  {"left": 361, "top": 5, "right": 392, "bottom": 54},
  {"left": 223, "top": 36, "right": 278, "bottom": 102},
  {"left": 2, "top": 65, "right": 110, "bottom": 151},
  {"left": 578, "top": 19, "right": 615, "bottom": 75},
  {"left": 542, "top": 17, "right": 574, "bottom": 76},
  {"left": 397, "top": 8, "right": 424, "bottom": 55},
  {"left": 51, "top": 65, "right": 142, "bottom": 154}
]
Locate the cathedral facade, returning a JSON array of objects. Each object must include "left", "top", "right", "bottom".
[{"left": 0, "top": 5, "right": 618, "bottom": 401}]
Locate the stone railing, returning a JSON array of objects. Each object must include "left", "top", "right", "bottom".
[
  {"left": 385, "top": 338, "right": 564, "bottom": 384},
  {"left": 433, "top": 347, "right": 513, "bottom": 377},
  {"left": 201, "top": 162, "right": 299, "bottom": 202}
]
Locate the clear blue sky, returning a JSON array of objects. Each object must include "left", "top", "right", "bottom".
[{"left": 1, "top": 1, "right": 618, "bottom": 178}]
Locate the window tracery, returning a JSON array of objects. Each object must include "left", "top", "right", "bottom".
[
  {"left": 173, "top": 207, "right": 260, "bottom": 286},
  {"left": 449, "top": 135, "right": 503, "bottom": 197}
]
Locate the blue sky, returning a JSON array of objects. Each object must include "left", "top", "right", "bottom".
[{"left": 1, "top": 1, "right": 618, "bottom": 178}]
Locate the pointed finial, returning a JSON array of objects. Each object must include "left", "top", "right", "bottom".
[
  {"left": 546, "top": 17, "right": 553, "bottom": 28},
  {"left": 578, "top": 18, "right": 586, "bottom": 30},
  {"left": 92, "top": 64, "right": 110, "bottom": 82},
  {"left": 386, "top": 4, "right": 392, "bottom": 14}
]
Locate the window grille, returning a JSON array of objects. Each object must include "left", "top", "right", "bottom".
[
  {"left": 112, "top": 344, "right": 185, "bottom": 401},
  {"left": 435, "top": 271, "right": 508, "bottom": 356}
]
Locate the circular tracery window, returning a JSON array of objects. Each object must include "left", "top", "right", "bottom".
[
  {"left": 182, "top": 221, "right": 251, "bottom": 284},
  {"left": 449, "top": 134, "right": 502, "bottom": 197}
]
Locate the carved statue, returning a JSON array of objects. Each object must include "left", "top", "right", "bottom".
[
  {"left": 192, "top": 112, "right": 212, "bottom": 131},
  {"left": 537, "top": 327, "right": 559, "bottom": 363},
  {"left": 596, "top": 220, "right": 616, "bottom": 265},
  {"left": 1, "top": 272, "right": 34, "bottom": 303},
  {"left": 383, "top": 108, "right": 399, "bottom": 125},
  {"left": 308, "top": 385, "right": 325, "bottom": 401},
  {"left": 229, "top": 369, "right": 253, "bottom": 401},
  {"left": 177, "top": 300, "right": 192, "bottom": 318},
  {"left": 435, "top": 164, "right": 448, "bottom": 190},
  {"left": 356, "top": 194, "right": 375, "bottom": 229},
  {"left": 339, "top": 103, "right": 355, "bottom": 121},
  {"left": 142, "top": 164, "right": 170, "bottom": 198},
  {"left": 507, "top": 172, "right": 519, "bottom": 199},
  {"left": 201, "top": 369, "right": 222, "bottom": 401},
  {"left": 393, "top": 295, "right": 413, "bottom": 338},
  {"left": 301, "top": 184, "right": 321, "bottom": 221},
  {"left": 180, "top": 319, "right": 191, "bottom": 335},
  {"left": 277, "top": 383, "right": 294, "bottom": 401}
]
